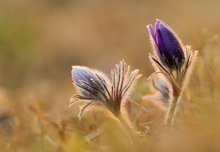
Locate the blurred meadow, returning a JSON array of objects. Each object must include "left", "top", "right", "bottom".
[{"left": 1, "top": 0, "right": 220, "bottom": 152}]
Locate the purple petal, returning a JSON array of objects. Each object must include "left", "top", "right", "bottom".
[
  {"left": 151, "top": 19, "right": 185, "bottom": 69},
  {"left": 158, "top": 21, "right": 184, "bottom": 60},
  {"left": 147, "top": 24, "right": 156, "bottom": 42},
  {"left": 71, "top": 66, "right": 107, "bottom": 100}
]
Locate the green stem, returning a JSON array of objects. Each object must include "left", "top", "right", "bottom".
[
  {"left": 117, "top": 114, "right": 137, "bottom": 144},
  {"left": 165, "top": 96, "right": 179, "bottom": 127}
]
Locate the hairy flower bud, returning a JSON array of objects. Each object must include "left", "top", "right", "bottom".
[
  {"left": 71, "top": 61, "right": 140, "bottom": 118},
  {"left": 71, "top": 66, "right": 109, "bottom": 101},
  {"left": 148, "top": 19, "right": 185, "bottom": 70}
]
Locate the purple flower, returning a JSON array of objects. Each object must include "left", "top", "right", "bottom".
[
  {"left": 147, "top": 19, "right": 185, "bottom": 70},
  {"left": 71, "top": 66, "right": 109, "bottom": 101},
  {"left": 70, "top": 61, "right": 140, "bottom": 117}
]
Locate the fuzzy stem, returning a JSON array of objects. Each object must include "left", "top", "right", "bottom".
[
  {"left": 109, "top": 103, "right": 139, "bottom": 145},
  {"left": 117, "top": 114, "right": 137, "bottom": 144},
  {"left": 165, "top": 95, "right": 179, "bottom": 126}
]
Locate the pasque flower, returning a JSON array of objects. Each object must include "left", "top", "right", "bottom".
[
  {"left": 148, "top": 19, "right": 185, "bottom": 70},
  {"left": 143, "top": 76, "right": 170, "bottom": 112},
  {"left": 71, "top": 66, "right": 109, "bottom": 102},
  {"left": 71, "top": 60, "right": 140, "bottom": 118},
  {"left": 147, "top": 19, "right": 197, "bottom": 95},
  {"left": 147, "top": 19, "right": 198, "bottom": 126}
]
